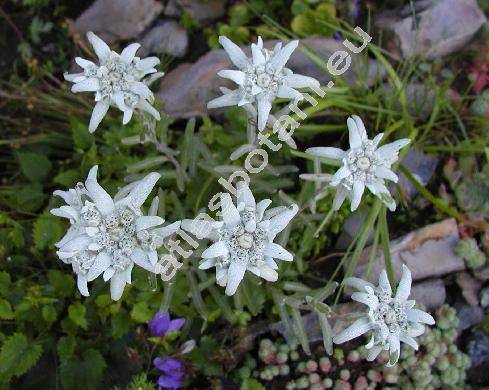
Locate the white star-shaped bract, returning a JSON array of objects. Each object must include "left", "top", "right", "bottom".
[
  {"left": 50, "top": 166, "right": 180, "bottom": 300},
  {"left": 306, "top": 115, "right": 410, "bottom": 211},
  {"left": 64, "top": 32, "right": 163, "bottom": 133},
  {"left": 208, "top": 36, "right": 320, "bottom": 131},
  {"left": 181, "top": 181, "right": 298, "bottom": 296},
  {"left": 333, "top": 265, "right": 435, "bottom": 366}
]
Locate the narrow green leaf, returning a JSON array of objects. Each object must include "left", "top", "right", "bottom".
[
  {"left": 186, "top": 271, "right": 207, "bottom": 320},
  {"left": 290, "top": 306, "right": 310, "bottom": 355},
  {"left": 317, "top": 312, "right": 333, "bottom": 355},
  {"left": 379, "top": 206, "right": 396, "bottom": 290}
]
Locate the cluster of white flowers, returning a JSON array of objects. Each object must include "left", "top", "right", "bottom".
[
  {"left": 208, "top": 36, "right": 320, "bottom": 130},
  {"left": 306, "top": 115, "right": 410, "bottom": 212},
  {"left": 51, "top": 166, "right": 180, "bottom": 300},
  {"left": 181, "top": 181, "right": 298, "bottom": 296},
  {"left": 57, "top": 34, "right": 435, "bottom": 367},
  {"left": 333, "top": 266, "right": 435, "bottom": 366},
  {"left": 64, "top": 32, "right": 163, "bottom": 133}
]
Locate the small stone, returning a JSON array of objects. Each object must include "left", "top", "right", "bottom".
[
  {"left": 71, "top": 0, "right": 163, "bottom": 44},
  {"left": 397, "top": 148, "right": 438, "bottom": 197},
  {"left": 455, "top": 272, "right": 482, "bottom": 306},
  {"left": 164, "top": 0, "right": 225, "bottom": 24},
  {"left": 455, "top": 301, "right": 483, "bottom": 334},
  {"left": 410, "top": 279, "right": 446, "bottom": 309},
  {"left": 139, "top": 21, "right": 188, "bottom": 58},
  {"left": 375, "top": 0, "right": 486, "bottom": 59}
]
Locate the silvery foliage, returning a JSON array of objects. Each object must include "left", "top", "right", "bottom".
[
  {"left": 181, "top": 181, "right": 298, "bottom": 296},
  {"left": 333, "top": 265, "right": 435, "bottom": 366},
  {"left": 207, "top": 36, "right": 320, "bottom": 131},
  {"left": 64, "top": 32, "right": 163, "bottom": 133},
  {"left": 50, "top": 166, "right": 180, "bottom": 300},
  {"left": 306, "top": 115, "right": 410, "bottom": 212}
]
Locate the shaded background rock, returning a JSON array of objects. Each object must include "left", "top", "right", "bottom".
[
  {"left": 409, "top": 279, "right": 446, "bottom": 309},
  {"left": 70, "top": 0, "right": 163, "bottom": 44},
  {"left": 397, "top": 148, "right": 438, "bottom": 199},
  {"left": 139, "top": 21, "right": 188, "bottom": 57},
  {"left": 164, "top": 0, "right": 226, "bottom": 24},
  {"left": 157, "top": 38, "right": 384, "bottom": 118},
  {"left": 375, "top": 0, "right": 486, "bottom": 59},
  {"left": 346, "top": 218, "right": 465, "bottom": 284},
  {"left": 455, "top": 301, "right": 483, "bottom": 334}
]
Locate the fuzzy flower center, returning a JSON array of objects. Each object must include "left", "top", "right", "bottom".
[
  {"left": 371, "top": 289, "right": 408, "bottom": 336},
  {"left": 71, "top": 251, "right": 94, "bottom": 275},
  {"left": 344, "top": 140, "right": 379, "bottom": 184}
]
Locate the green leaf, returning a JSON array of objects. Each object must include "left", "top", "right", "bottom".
[
  {"left": 130, "top": 302, "right": 153, "bottom": 323},
  {"left": 0, "top": 299, "right": 14, "bottom": 320},
  {"left": 188, "top": 336, "right": 222, "bottom": 376},
  {"left": 15, "top": 183, "right": 45, "bottom": 212},
  {"left": 111, "top": 310, "right": 131, "bottom": 338},
  {"left": 60, "top": 349, "right": 106, "bottom": 390},
  {"left": 57, "top": 335, "right": 76, "bottom": 362},
  {"left": 0, "top": 333, "right": 43, "bottom": 382},
  {"left": 33, "top": 213, "right": 64, "bottom": 250},
  {"left": 0, "top": 272, "right": 11, "bottom": 296},
  {"left": 54, "top": 169, "right": 80, "bottom": 187},
  {"left": 47, "top": 270, "right": 74, "bottom": 297},
  {"left": 68, "top": 302, "right": 88, "bottom": 329},
  {"left": 42, "top": 305, "right": 57, "bottom": 323},
  {"left": 71, "top": 117, "right": 94, "bottom": 150},
  {"left": 240, "top": 378, "right": 265, "bottom": 390},
  {"left": 17, "top": 152, "right": 52, "bottom": 182}
]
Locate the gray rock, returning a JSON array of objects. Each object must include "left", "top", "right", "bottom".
[
  {"left": 397, "top": 148, "right": 438, "bottom": 199},
  {"left": 157, "top": 38, "right": 384, "bottom": 118},
  {"left": 348, "top": 218, "right": 465, "bottom": 283},
  {"left": 455, "top": 272, "right": 481, "bottom": 306},
  {"left": 164, "top": 0, "right": 225, "bottom": 24},
  {"left": 383, "top": 83, "right": 436, "bottom": 120},
  {"left": 375, "top": 0, "right": 486, "bottom": 59},
  {"left": 455, "top": 301, "right": 483, "bottom": 333},
  {"left": 468, "top": 331, "right": 489, "bottom": 367},
  {"left": 336, "top": 210, "right": 375, "bottom": 250},
  {"left": 139, "top": 21, "right": 188, "bottom": 57},
  {"left": 71, "top": 0, "right": 163, "bottom": 44},
  {"left": 410, "top": 279, "right": 446, "bottom": 309}
]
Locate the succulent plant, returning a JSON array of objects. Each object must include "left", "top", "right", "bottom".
[
  {"left": 456, "top": 237, "right": 487, "bottom": 270},
  {"left": 454, "top": 172, "right": 489, "bottom": 214},
  {"left": 235, "top": 305, "right": 470, "bottom": 388}
]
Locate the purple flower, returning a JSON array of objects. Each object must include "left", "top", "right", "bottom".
[
  {"left": 148, "top": 312, "right": 185, "bottom": 338},
  {"left": 154, "top": 356, "right": 185, "bottom": 389}
]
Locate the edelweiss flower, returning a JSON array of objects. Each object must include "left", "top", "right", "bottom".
[
  {"left": 333, "top": 266, "right": 435, "bottom": 366},
  {"left": 50, "top": 166, "right": 180, "bottom": 300},
  {"left": 306, "top": 115, "right": 410, "bottom": 211},
  {"left": 208, "top": 36, "right": 320, "bottom": 130},
  {"left": 181, "top": 181, "right": 298, "bottom": 296},
  {"left": 64, "top": 32, "right": 163, "bottom": 133}
]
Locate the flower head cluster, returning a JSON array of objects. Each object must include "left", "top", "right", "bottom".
[
  {"left": 181, "top": 181, "right": 298, "bottom": 296},
  {"left": 148, "top": 311, "right": 185, "bottom": 338},
  {"left": 64, "top": 32, "right": 163, "bottom": 133},
  {"left": 306, "top": 115, "right": 410, "bottom": 211},
  {"left": 333, "top": 265, "right": 435, "bottom": 366},
  {"left": 153, "top": 356, "right": 185, "bottom": 389},
  {"left": 208, "top": 36, "right": 320, "bottom": 130},
  {"left": 50, "top": 166, "right": 180, "bottom": 300}
]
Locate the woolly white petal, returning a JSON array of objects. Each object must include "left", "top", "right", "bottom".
[
  {"left": 129, "top": 172, "right": 160, "bottom": 208},
  {"left": 218, "top": 69, "right": 246, "bottom": 86},
  {"left": 375, "top": 166, "right": 399, "bottom": 183},
  {"left": 120, "top": 43, "right": 140, "bottom": 64},
  {"left": 75, "top": 57, "right": 96, "bottom": 69},
  {"left": 333, "top": 186, "right": 349, "bottom": 210},
  {"left": 333, "top": 317, "right": 373, "bottom": 344},
  {"left": 263, "top": 242, "right": 293, "bottom": 261},
  {"left": 88, "top": 101, "right": 110, "bottom": 133},
  {"left": 387, "top": 334, "right": 401, "bottom": 366},
  {"left": 377, "top": 139, "right": 410, "bottom": 164},
  {"left": 85, "top": 165, "right": 115, "bottom": 215},
  {"left": 72, "top": 77, "right": 99, "bottom": 93},
  {"left": 136, "top": 98, "right": 161, "bottom": 120},
  {"left": 283, "top": 74, "right": 320, "bottom": 89},
  {"left": 259, "top": 265, "right": 278, "bottom": 282},
  {"left": 270, "top": 40, "right": 298, "bottom": 71},
  {"left": 306, "top": 147, "right": 345, "bottom": 160},
  {"left": 351, "top": 292, "right": 379, "bottom": 309},
  {"left": 130, "top": 81, "right": 153, "bottom": 100},
  {"left": 343, "top": 277, "right": 375, "bottom": 291},
  {"left": 257, "top": 97, "right": 272, "bottom": 131},
  {"left": 400, "top": 334, "right": 419, "bottom": 350},
  {"left": 220, "top": 193, "right": 241, "bottom": 227},
  {"left": 237, "top": 181, "right": 255, "bottom": 209},
  {"left": 87, "top": 31, "right": 110, "bottom": 60},
  {"left": 352, "top": 115, "right": 368, "bottom": 141},
  {"left": 406, "top": 308, "right": 435, "bottom": 325},
  {"left": 351, "top": 180, "right": 365, "bottom": 211},
  {"left": 181, "top": 219, "right": 220, "bottom": 240},
  {"left": 225, "top": 261, "right": 246, "bottom": 296},
  {"left": 276, "top": 85, "right": 302, "bottom": 100},
  {"left": 202, "top": 241, "right": 228, "bottom": 259},
  {"left": 110, "top": 271, "right": 127, "bottom": 301},
  {"left": 366, "top": 345, "right": 382, "bottom": 361},
  {"left": 331, "top": 166, "right": 351, "bottom": 185},
  {"left": 395, "top": 265, "right": 412, "bottom": 301},
  {"left": 152, "top": 221, "right": 181, "bottom": 240},
  {"left": 135, "top": 216, "right": 164, "bottom": 231},
  {"left": 219, "top": 36, "right": 249, "bottom": 69},
  {"left": 199, "top": 258, "right": 217, "bottom": 270},
  {"left": 77, "top": 275, "right": 90, "bottom": 297},
  {"left": 251, "top": 43, "right": 265, "bottom": 65},
  {"left": 87, "top": 251, "right": 111, "bottom": 282},
  {"left": 207, "top": 90, "right": 242, "bottom": 109},
  {"left": 378, "top": 270, "right": 392, "bottom": 295},
  {"left": 347, "top": 116, "right": 362, "bottom": 149},
  {"left": 267, "top": 204, "right": 298, "bottom": 239},
  {"left": 256, "top": 199, "right": 272, "bottom": 221}
]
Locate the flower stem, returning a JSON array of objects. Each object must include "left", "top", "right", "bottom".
[{"left": 378, "top": 205, "right": 396, "bottom": 290}]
